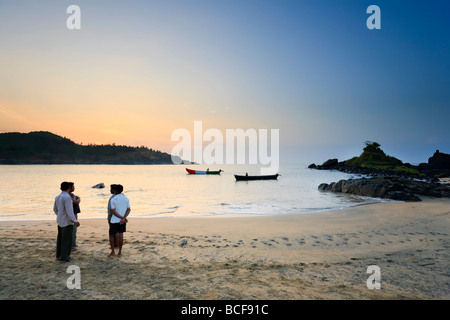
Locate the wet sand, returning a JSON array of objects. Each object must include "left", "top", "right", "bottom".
[{"left": 0, "top": 198, "right": 449, "bottom": 300}]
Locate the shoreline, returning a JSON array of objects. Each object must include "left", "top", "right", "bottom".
[
  {"left": 1, "top": 198, "right": 449, "bottom": 299},
  {"left": 0, "top": 197, "right": 395, "bottom": 222}
]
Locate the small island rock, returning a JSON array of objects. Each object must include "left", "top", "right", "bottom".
[{"left": 92, "top": 183, "right": 105, "bottom": 189}]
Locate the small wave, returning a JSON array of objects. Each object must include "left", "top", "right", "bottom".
[
  {"left": 139, "top": 212, "right": 173, "bottom": 217},
  {"left": 124, "top": 188, "right": 145, "bottom": 193},
  {"left": 0, "top": 213, "right": 28, "bottom": 218}
]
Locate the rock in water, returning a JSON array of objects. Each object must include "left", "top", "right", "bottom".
[
  {"left": 92, "top": 183, "right": 105, "bottom": 189},
  {"left": 318, "top": 183, "right": 329, "bottom": 191},
  {"left": 316, "top": 158, "right": 339, "bottom": 169}
]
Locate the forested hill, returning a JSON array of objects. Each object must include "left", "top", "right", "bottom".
[{"left": 0, "top": 131, "right": 177, "bottom": 164}]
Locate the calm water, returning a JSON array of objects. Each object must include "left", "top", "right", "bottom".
[{"left": 0, "top": 164, "right": 384, "bottom": 221}]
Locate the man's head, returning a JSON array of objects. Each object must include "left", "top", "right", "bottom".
[
  {"left": 60, "top": 181, "right": 71, "bottom": 191},
  {"left": 110, "top": 184, "right": 118, "bottom": 195},
  {"left": 116, "top": 184, "right": 124, "bottom": 194},
  {"left": 68, "top": 182, "right": 75, "bottom": 193}
]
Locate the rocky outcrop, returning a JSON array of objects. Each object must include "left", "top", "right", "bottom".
[
  {"left": 320, "top": 158, "right": 338, "bottom": 169},
  {"left": 310, "top": 150, "right": 450, "bottom": 180},
  {"left": 318, "top": 176, "right": 450, "bottom": 202},
  {"left": 309, "top": 158, "right": 340, "bottom": 170},
  {"left": 310, "top": 158, "right": 420, "bottom": 179},
  {"left": 418, "top": 150, "right": 450, "bottom": 178}
]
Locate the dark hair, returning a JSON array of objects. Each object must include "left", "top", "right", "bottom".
[
  {"left": 116, "top": 184, "right": 124, "bottom": 194},
  {"left": 68, "top": 182, "right": 74, "bottom": 187},
  {"left": 60, "top": 181, "right": 71, "bottom": 191}
]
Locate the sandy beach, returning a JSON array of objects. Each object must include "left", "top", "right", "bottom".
[{"left": 1, "top": 198, "right": 449, "bottom": 300}]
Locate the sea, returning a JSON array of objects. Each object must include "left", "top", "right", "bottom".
[{"left": 0, "top": 164, "right": 388, "bottom": 221}]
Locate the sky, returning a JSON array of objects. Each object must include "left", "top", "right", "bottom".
[{"left": 0, "top": 0, "right": 449, "bottom": 164}]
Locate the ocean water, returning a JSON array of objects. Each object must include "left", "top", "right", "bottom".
[{"left": 0, "top": 164, "right": 384, "bottom": 221}]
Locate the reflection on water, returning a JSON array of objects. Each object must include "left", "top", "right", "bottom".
[{"left": 0, "top": 164, "right": 385, "bottom": 220}]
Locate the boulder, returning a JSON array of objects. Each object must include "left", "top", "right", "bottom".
[
  {"left": 92, "top": 182, "right": 105, "bottom": 189},
  {"left": 418, "top": 150, "right": 450, "bottom": 178},
  {"left": 318, "top": 183, "right": 329, "bottom": 191},
  {"left": 322, "top": 158, "right": 338, "bottom": 167},
  {"left": 428, "top": 150, "right": 450, "bottom": 168},
  {"left": 316, "top": 158, "right": 339, "bottom": 170},
  {"left": 385, "top": 190, "right": 421, "bottom": 202}
]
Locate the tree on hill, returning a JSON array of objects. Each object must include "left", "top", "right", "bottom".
[
  {"left": 363, "top": 141, "right": 381, "bottom": 153},
  {"left": 345, "top": 141, "right": 403, "bottom": 167}
]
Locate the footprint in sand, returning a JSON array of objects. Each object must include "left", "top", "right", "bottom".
[{"left": 312, "top": 240, "right": 321, "bottom": 246}]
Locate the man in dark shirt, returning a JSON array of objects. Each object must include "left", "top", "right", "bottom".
[
  {"left": 68, "top": 182, "right": 81, "bottom": 251},
  {"left": 107, "top": 184, "right": 118, "bottom": 248}
]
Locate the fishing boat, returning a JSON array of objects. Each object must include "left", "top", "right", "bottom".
[
  {"left": 186, "top": 168, "right": 223, "bottom": 175},
  {"left": 234, "top": 173, "right": 280, "bottom": 181}
]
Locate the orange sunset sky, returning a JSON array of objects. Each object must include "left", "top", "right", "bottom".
[{"left": 1, "top": 1, "right": 449, "bottom": 164}]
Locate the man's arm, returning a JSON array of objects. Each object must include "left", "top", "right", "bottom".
[
  {"left": 111, "top": 208, "right": 123, "bottom": 219},
  {"left": 110, "top": 199, "right": 121, "bottom": 219},
  {"left": 122, "top": 198, "right": 131, "bottom": 223},
  {"left": 111, "top": 207, "right": 130, "bottom": 224},
  {"left": 72, "top": 196, "right": 81, "bottom": 205},
  {"left": 124, "top": 207, "right": 130, "bottom": 219}
]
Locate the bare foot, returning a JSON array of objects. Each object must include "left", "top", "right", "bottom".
[{"left": 108, "top": 252, "right": 115, "bottom": 257}]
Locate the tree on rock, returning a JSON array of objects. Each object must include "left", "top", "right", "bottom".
[{"left": 364, "top": 141, "right": 381, "bottom": 152}]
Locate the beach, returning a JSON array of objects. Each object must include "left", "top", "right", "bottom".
[{"left": 1, "top": 198, "right": 449, "bottom": 300}]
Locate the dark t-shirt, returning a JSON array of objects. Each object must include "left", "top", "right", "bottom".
[{"left": 70, "top": 193, "right": 81, "bottom": 215}]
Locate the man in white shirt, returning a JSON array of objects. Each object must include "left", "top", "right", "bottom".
[
  {"left": 109, "top": 184, "right": 130, "bottom": 257},
  {"left": 53, "top": 181, "right": 80, "bottom": 262}
]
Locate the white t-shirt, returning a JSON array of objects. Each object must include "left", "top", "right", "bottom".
[{"left": 110, "top": 193, "right": 130, "bottom": 224}]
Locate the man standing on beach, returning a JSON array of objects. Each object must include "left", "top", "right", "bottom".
[
  {"left": 109, "top": 184, "right": 130, "bottom": 257},
  {"left": 68, "top": 182, "right": 81, "bottom": 251},
  {"left": 54, "top": 181, "right": 80, "bottom": 262},
  {"left": 107, "top": 184, "right": 118, "bottom": 248}
]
